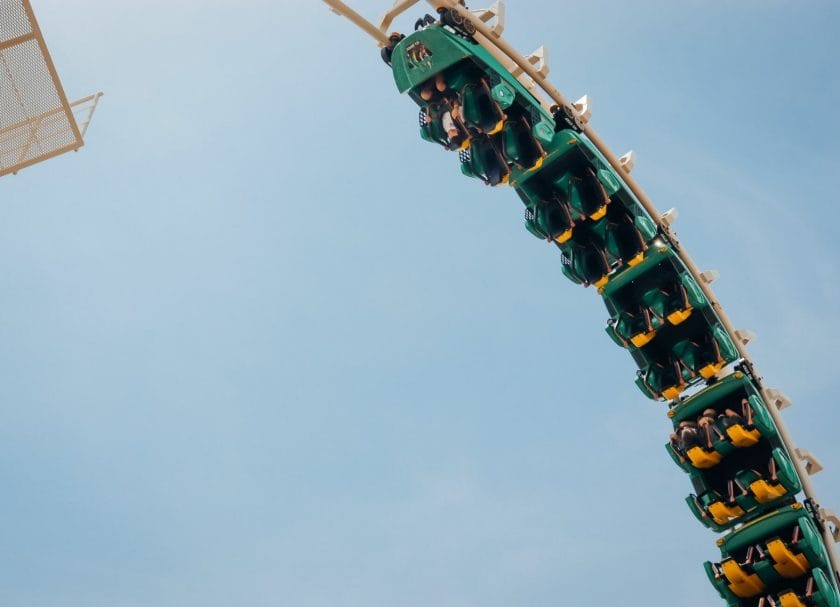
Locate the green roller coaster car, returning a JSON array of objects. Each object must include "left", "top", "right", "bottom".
[
  {"left": 391, "top": 23, "right": 662, "bottom": 290},
  {"left": 328, "top": 6, "right": 840, "bottom": 607},
  {"left": 602, "top": 244, "right": 709, "bottom": 349},
  {"left": 389, "top": 24, "right": 738, "bottom": 404},
  {"left": 517, "top": 129, "right": 658, "bottom": 288},
  {"left": 704, "top": 504, "right": 840, "bottom": 607},
  {"left": 327, "top": 6, "right": 840, "bottom": 607},
  {"left": 390, "top": 25, "right": 548, "bottom": 117},
  {"left": 391, "top": 24, "right": 551, "bottom": 183},
  {"left": 665, "top": 373, "right": 803, "bottom": 532},
  {"left": 599, "top": 245, "right": 739, "bottom": 400}
]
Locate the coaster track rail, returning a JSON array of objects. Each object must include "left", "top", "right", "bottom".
[{"left": 322, "top": 0, "right": 840, "bottom": 588}]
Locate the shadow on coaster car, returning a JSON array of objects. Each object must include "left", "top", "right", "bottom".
[
  {"left": 598, "top": 244, "right": 738, "bottom": 399},
  {"left": 665, "top": 373, "right": 803, "bottom": 531},
  {"left": 459, "top": 137, "right": 509, "bottom": 185},
  {"left": 418, "top": 77, "right": 507, "bottom": 151},
  {"left": 516, "top": 133, "right": 658, "bottom": 286},
  {"left": 458, "top": 115, "right": 549, "bottom": 185},
  {"left": 502, "top": 115, "right": 546, "bottom": 171},
  {"left": 603, "top": 245, "right": 706, "bottom": 349},
  {"left": 517, "top": 130, "right": 621, "bottom": 220},
  {"left": 632, "top": 312, "right": 735, "bottom": 401},
  {"left": 704, "top": 504, "right": 840, "bottom": 607},
  {"left": 389, "top": 20, "right": 659, "bottom": 282},
  {"left": 630, "top": 315, "right": 738, "bottom": 400},
  {"left": 462, "top": 78, "right": 506, "bottom": 135},
  {"left": 551, "top": 208, "right": 655, "bottom": 289}
]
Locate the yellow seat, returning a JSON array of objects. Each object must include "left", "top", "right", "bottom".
[
  {"left": 666, "top": 307, "right": 692, "bottom": 325},
  {"left": 699, "top": 360, "right": 725, "bottom": 380},
  {"left": 662, "top": 384, "right": 684, "bottom": 401},
  {"left": 593, "top": 274, "right": 609, "bottom": 290},
  {"left": 630, "top": 330, "right": 656, "bottom": 348},
  {"left": 767, "top": 539, "right": 810, "bottom": 578},
  {"left": 487, "top": 119, "right": 505, "bottom": 136},
  {"left": 553, "top": 228, "right": 573, "bottom": 244},
  {"left": 726, "top": 424, "right": 761, "bottom": 447},
  {"left": 779, "top": 591, "right": 808, "bottom": 607},
  {"left": 686, "top": 446, "right": 722, "bottom": 469},
  {"left": 589, "top": 205, "right": 607, "bottom": 221},
  {"left": 708, "top": 501, "right": 745, "bottom": 525},
  {"left": 627, "top": 252, "right": 644, "bottom": 267},
  {"left": 750, "top": 480, "right": 788, "bottom": 504},
  {"left": 527, "top": 155, "right": 544, "bottom": 171},
  {"left": 721, "top": 559, "right": 766, "bottom": 598}
]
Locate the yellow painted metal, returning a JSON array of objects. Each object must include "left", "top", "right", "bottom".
[
  {"left": 630, "top": 330, "right": 656, "bottom": 349},
  {"left": 767, "top": 539, "right": 810, "bottom": 578},
  {"left": 487, "top": 119, "right": 505, "bottom": 135},
  {"left": 726, "top": 424, "right": 762, "bottom": 448},
  {"left": 751, "top": 480, "right": 789, "bottom": 504},
  {"left": 528, "top": 155, "right": 544, "bottom": 171},
  {"left": 721, "top": 559, "right": 766, "bottom": 597},
  {"left": 553, "top": 229, "right": 572, "bottom": 244},
  {"left": 709, "top": 501, "right": 745, "bottom": 525},
  {"left": 662, "top": 384, "right": 684, "bottom": 401},
  {"left": 627, "top": 252, "right": 645, "bottom": 267},
  {"left": 686, "top": 446, "right": 722, "bottom": 469},
  {"left": 588, "top": 205, "right": 607, "bottom": 221},
  {"left": 666, "top": 307, "right": 693, "bottom": 326},
  {"left": 700, "top": 361, "right": 725, "bottom": 380},
  {"left": 779, "top": 592, "right": 808, "bottom": 607}
]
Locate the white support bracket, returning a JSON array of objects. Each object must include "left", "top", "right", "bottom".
[
  {"left": 821, "top": 510, "right": 840, "bottom": 543},
  {"left": 699, "top": 270, "right": 719, "bottom": 285},
  {"left": 795, "top": 448, "right": 824, "bottom": 476},
  {"left": 573, "top": 95, "right": 592, "bottom": 125},
  {"left": 734, "top": 329, "right": 757, "bottom": 347},
  {"left": 511, "top": 45, "right": 549, "bottom": 78},
  {"left": 765, "top": 388, "right": 793, "bottom": 411},
  {"left": 619, "top": 150, "right": 635, "bottom": 173},
  {"left": 660, "top": 207, "right": 679, "bottom": 228},
  {"left": 470, "top": 1, "right": 505, "bottom": 38}
]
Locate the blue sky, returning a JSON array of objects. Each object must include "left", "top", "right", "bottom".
[{"left": 1, "top": 1, "right": 839, "bottom": 605}]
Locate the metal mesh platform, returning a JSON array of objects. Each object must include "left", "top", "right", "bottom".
[{"left": 0, "top": 0, "right": 83, "bottom": 177}]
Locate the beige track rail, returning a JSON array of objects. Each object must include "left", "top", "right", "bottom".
[{"left": 322, "top": 0, "right": 840, "bottom": 582}]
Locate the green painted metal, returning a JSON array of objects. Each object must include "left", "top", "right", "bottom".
[
  {"left": 666, "top": 373, "right": 802, "bottom": 531},
  {"left": 721, "top": 506, "right": 814, "bottom": 555},
  {"left": 672, "top": 373, "right": 761, "bottom": 424},
  {"left": 365, "top": 13, "right": 840, "bottom": 607},
  {"left": 459, "top": 136, "right": 509, "bottom": 185},
  {"left": 516, "top": 131, "right": 657, "bottom": 291},
  {"left": 704, "top": 505, "right": 839, "bottom": 607},
  {"left": 598, "top": 245, "right": 737, "bottom": 400},
  {"left": 391, "top": 28, "right": 470, "bottom": 93},
  {"left": 391, "top": 26, "right": 547, "bottom": 114},
  {"left": 501, "top": 117, "right": 544, "bottom": 170},
  {"left": 491, "top": 82, "right": 515, "bottom": 110}
]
